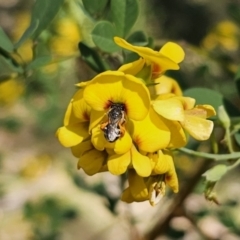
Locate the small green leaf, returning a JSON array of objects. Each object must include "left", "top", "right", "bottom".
[
  {"left": 79, "top": 42, "right": 109, "bottom": 73},
  {"left": 202, "top": 164, "right": 227, "bottom": 182},
  {"left": 234, "top": 132, "right": 240, "bottom": 146},
  {"left": 92, "top": 21, "right": 120, "bottom": 53},
  {"left": 234, "top": 66, "right": 240, "bottom": 95},
  {"left": 127, "top": 31, "right": 148, "bottom": 46},
  {"left": 124, "top": 52, "right": 139, "bottom": 63},
  {"left": 111, "top": 0, "right": 139, "bottom": 37},
  {"left": 0, "top": 55, "right": 23, "bottom": 81},
  {"left": 82, "top": 0, "right": 108, "bottom": 16},
  {"left": 27, "top": 0, "right": 64, "bottom": 40},
  {"left": 14, "top": 20, "right": 39, "bottom": 49},
  {"left": 234, "top": 66, "right": 240, "bottom": 81},
  {"left": 184, "top": 88, "right": 222, "bottom": 112},
  {"left": 0, "top": 27, "right": 14, "bottom": 52},
  {"left": 184, "top": 87, "right": 240, "bottom": 117},
  {"left": 26, "top": 56, "right": 52, "bottom": 71},
  {"left": 227, "top": 3, "right": 240, "bottom": 24}
]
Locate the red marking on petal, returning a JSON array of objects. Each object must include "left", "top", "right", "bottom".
[
  {"left": 152, "top": 64, "right": 162, "bottom": 79},
  {"left": 134, "top": 135, "right": 142, "bottom": 148},
  {"left": 104, "top": 100, "right": 112, "bottom": 110},
  {"left": 83, "top": 111, "right": 90, "bottom": 121},
  {"left": 165, "top": 175, "right": 171, "bottom": 181}
]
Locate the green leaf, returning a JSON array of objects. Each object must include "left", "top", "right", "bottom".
[
  {"left": 26, "top": 0, "right": 64, "bottom": 40},
  {"left": 124, "top": 52, "right": 139, "bottom": 63},
  {"left": 79, "top": 42, "right": 109, "bottom": 73},
  {"left": 111, "top": 0, "right": 139, "bottom": 37},
  {"left": 14, "top": 20, "right": 39, "bottom": 49},
  {"left": 0, "top": 27, "right": 14, "bottom": 52},
  {"left": 127, "top": 31, "right": 148, "bottom": 46},
  {"left": 82, "top": 0, "right": 108, "bottom": 16},
  {"left": 92, "top": 21, "right": 120, "bottom": 53},
  {"left": 184, "top": 87, "right": 240, "bottom": 117},
  {"left": 184, "top": 88, "right": 222, "bottom": 112},
  {"left": 202, "top": 164, "right": 227, "bottom": 182},
  {"left": 234, "top": 66, "right": 240, "bottom": 95},
  {"left": 26, "top": 56, "right": 52, "bottom": 71},
  {"left": 234, "top": 132, "right": 240, "bottom": 146},
  {"left": 0, "top": 55, "right": 23, "bottom": 82},
  {"left": 227, "top": 3, "right": 240, "bottom": 24}
]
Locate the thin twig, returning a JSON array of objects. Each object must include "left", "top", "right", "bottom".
[
  {"left": 145, "top": 157, "right": 213, "bottom": 240},
  {"left": 179, "top": 148, "right": 240, "bottom": 161}
]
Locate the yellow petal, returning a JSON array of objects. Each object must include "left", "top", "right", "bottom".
[
  {"left": 130, "top": 108, "right": 170, "bottom": 152},
  {"left": 195, "top": 105, "right": 216, "bottom": 118},
  {"left": 131, "top": 145, "right": 152, "bottom": 177},
  {"left": 75, "top": 80, "right": 92, "bottom": 88},
  {"left": 112, "top": 131, "right": 132, "bottom": 154},
  {"left": 64, "top": 88, "right": 91, "bottom": 125},
  {"left": 121, "top": 188, "right": 135, "bottom": 203},
  {"left": 107, "top": 151, "right": 131, "bottom": 175},
  {"left": 153, "top": 150, "right": 171, "bottom": 174},
  {"left": 56, "top": 122, "right": 89, "bottom": 147},
  {"left": 181, "top": 115, "right": 214, "bottom": 140},
  {"left": 177, "top": 96, "right": 196, "bottom": 110},
  {"left": 71, "top": 139, "right": 92, "bottom": 158},
  {"left": 122, "top": 74, "right": 150, "bottom": 120},
  {"left": 152, "top": 98, "right": 185, "bottom": 121},
  {"left": 91, "top": 126, "right": 108, "bottom": 151},
  {"left": 72, "top": 89, "right": 91, "bottom": 121},
  {"left": 118, "top": 58, "right": 145, "bottom": 75},
  {"left": 91, "top": 126, "right": 132, "bottom": 154},
  {"left": 83, "top": 71, "right": 123, "bottom": 111},
  {"left": 83, "top": 71, "right": 150, "bottom": 120},
  {"left": 151, "top": 75, "right": 183, "bottom": 97},
  {"left": 89, "top": 109, "right": 106, "bottom": 132},
  {"left": 114, "top": 37, "right": 179, "bottom": 72},
  {"left": 163, "top": 151, "right": 179, "bottom": 193},
  {"left": 161, "top": 118, "right": 187, "bottom": 148},
  {"left": 160, "top": 42, "right": 185, "bottom": 63},
  {"left": 78, "top": 149, "right": 107, "bottom": 176},
  {"left": 128, "top": 170, "right": 149, "bottom": 201},
  {"left": 63, "top": 98, "right": 79, "bottom": 126}
]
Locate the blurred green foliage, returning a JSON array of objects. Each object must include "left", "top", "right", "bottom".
[{"left": 1, "top": 0, "right": 240, "bottom": 240}]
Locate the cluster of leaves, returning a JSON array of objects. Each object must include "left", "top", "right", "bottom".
[
  {"left": 1, "top": 0, "right": 240, "bottom": 239},
  {"left": 24, "top": 197, "right": 77, "bottom": 240},
  {"left": 0, "top": 0, "right": 65, "bottom": 83},
  {"left": 79, "top": 0, "right": 152, "bottom": 72}
]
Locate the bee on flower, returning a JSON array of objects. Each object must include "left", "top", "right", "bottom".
[{"left": 56, "top": 37, "right": 216, "bottom": 206}]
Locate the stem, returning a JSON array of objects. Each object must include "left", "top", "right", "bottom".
[
  {"left": 225, "top": 127, "right": 234, "bottom": 153},
  {"left": 179, "top": 148, "right": 240, "bottom": 161},
  {"left": 145, "top": 158, "right": 212, "bottom": 240}
]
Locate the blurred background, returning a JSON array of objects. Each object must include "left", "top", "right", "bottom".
[{"left": 0, "top": 0, "right": 240, "bottom": 239}]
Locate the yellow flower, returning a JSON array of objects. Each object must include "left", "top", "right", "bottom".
[
  {"left": 115, "top": 37, "right": 185, "bottom": 78},
  {"left": 84, "top": 71, "right": 150, "bottom": 120},
  {"left": 148, "top": 75, "right": 183, "bottom": 99},
  {"left": 0, "top": 79, "right": 24, "bottom": 105},
  {"left": 202, "top": 20, "right": 239, "bottom": 51},
  {"left": 49, "top": 17, "right": 81, "bottom": 56},
  {"left": 151, "top": 150, "right": 179, "bottom": 193},
  {"left": 121, "top": 150, "right": 178, "bottom": 205},
  {"left": 181, "top": 104, "right": 216, "bottom": 141},
  {"left": 152, "top": 95, "right": 216, "bottom": 141},
  {"left": 75, "top": 140, "right": 108, "bottom": 176},
  {"left": 107, "top": 144, "right": 152, "bottom": 177},
  {"left": 129, "top": 107, "right": 171, "bottom": 152},
  {"left": 83, "top": 70, "right": 151, "bottom": 153},
  {"left": 56, "top": 88, "right": 91, "bottom": 147}
]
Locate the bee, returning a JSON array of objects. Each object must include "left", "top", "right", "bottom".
[{"left": 100, "top": 103, "right": 126, "bottom": 142}]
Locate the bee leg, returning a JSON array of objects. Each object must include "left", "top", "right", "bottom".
[
  {"left": 119, "top": 124, "right": 125, "bottom": 137},
  {"left": 100, "top": 121, "right": 109, "bottom": 130}
]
